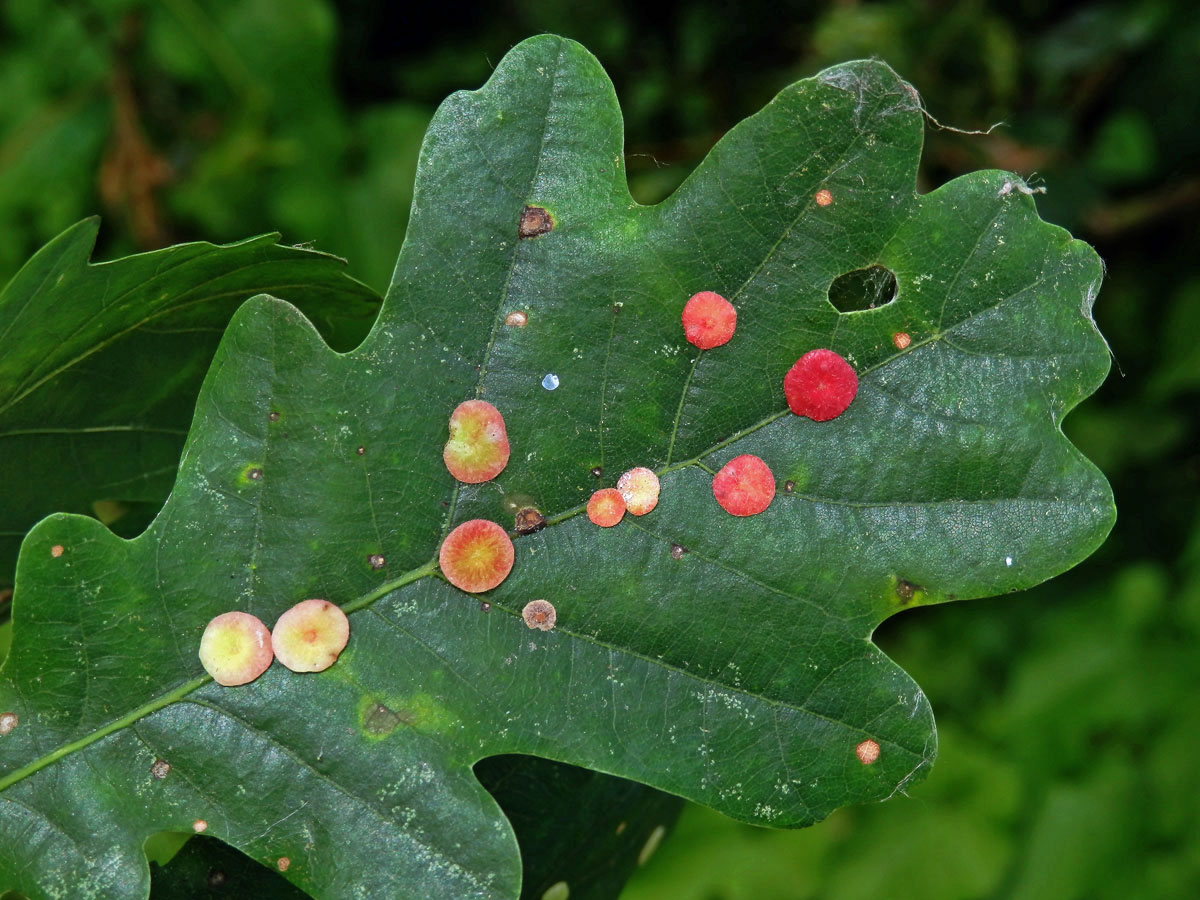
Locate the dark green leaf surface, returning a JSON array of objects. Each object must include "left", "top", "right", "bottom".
[
  {"left": 0, "top": 221, "right": 380, "bottom": 587},
  {"left": 0, "top": 38, "right": 1112, "bottom": 899}
]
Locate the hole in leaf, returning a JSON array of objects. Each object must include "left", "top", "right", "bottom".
[{"left": 828, "top": 265, "right": 897, "bottom": 313}]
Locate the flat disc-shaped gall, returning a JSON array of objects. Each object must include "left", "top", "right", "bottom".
[
  {"left": 617, "top": 467, "right": 660, "bottom": 516},
  {"left": 681, "top": 291, "right": 737, "bottom": 349},
  {"left": 587, "top": 488, "right": 626, "bottom": 527},
  {"left": 271, "top": 599, "right": 350, "bottom": 673},
  {"left": 198, "top": 611, "right": 273, "bottom": 687},
  {"left": 443, "top": 399, "right": 510, "bottom": 483},
  {"left": 712, "top": 454, "right": 776, "bottom": 516},
  {"left": 439, "top": 519, "right": 515, "bottom": 593},
  {"left": 783, "top": 348, "right": 858, "bottom": 421}
]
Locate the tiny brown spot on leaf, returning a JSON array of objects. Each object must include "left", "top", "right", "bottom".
[
  {"left": 364, "top": 702, "right": 407, "bottom": 736},
  {"left": 784, "top": 480, "right": 795, "bottom": 494},
  {"left": 896, "top": 579, "right": 920, "bottom": 604},
  {"left": 856, "top": 739, "right": 881, "bottom": 765},
  {"left": 192, "top": 819, "right": 207, "bottom": 833},
  {"left": 670, "top": 544, "right": 686, "bottom": 560},
  {"left": 590, "top": 466, "right": 603, "bottom": 478},
  {"left": 815, "top": 188, "right": 834, "bottom": 206},
  {"left": 247, "top": 468, "right": 263, "bottom": 481},
  {"left": 505, "top": 310, "right": 528, "bottom": 327},
  {"left": 150, "top": 758, "right": 171, "bottom": 779},
  {"left": 50, "top": 545, "right": 64, "bottom": 558},
  {"left": 514, "top": 506, "right": 546, "bottom": 535},
  {"left": 518, "top": 205, "right": 554, "bottom": 238},
  {"left": 368, "top": 554, "right": 386, "bottom": 570},
  {"left": 892, "top": 331, "right": 912, "bottom": 350},
  {"left": 276, "top": 857, "right": 290, "bottom": 872},
  {"left": 0, "top": 712, "right": 17, "bottom": 735},
  {"left": 480, "top": 601, "right": 492, "bottom": 613},
  {"left": 356, "top": 446, "right": 366, "bottom": 456},
  {"left": 268, "top": 411, "right": 280, "bottom": 422}
]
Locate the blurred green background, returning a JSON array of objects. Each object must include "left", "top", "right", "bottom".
[{"left": 1, "top": 0, "right": 1197, "bottom": 897}]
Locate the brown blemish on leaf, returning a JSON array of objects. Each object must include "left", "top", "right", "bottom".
[
  {"left": 783, "top": 480, "right": 795, "bottom": 494},
  {"left": 518, "top": 205, "right": 554, "bottom": 239},
  {"left": 670, "top": 544, "right": 686, "bottom": 560},
  {"left": 514, "top": 506, "right": 546, "bottom": 535},
  {"left": 363, "top": 701, "right": 409, "bottom": 737},
  {"left": 856, "top": 739, "right": 881, "bottom": 765},
  {"left": 356, "top": 445, "right": 366, "bottom": 456},
  {"left": 276, "top": 857, "right": 291, "bottom": 872},
  {"left": 892, "top": 331, "right": 912, "bottom": 350},
  {"left": 522, "top": 599, "right": 556, "bottom": 631},
  {"left": 192, "top": 819, "right": 208, "bottom": 833},
  {"left": 615, "top": 821, "right": 627, "bottom": 835},
  {"left": 268, "top": 411, "right": 280, "bottom": 422},
  {"left": 0, "top": 712, "right": 17, "bottom": 735},
  {"left": 505, "top": 310, "right": 528, "bottom": 327},
  {"left": 480, "top": 601, "right": 492, "bottom": 613},
  {"left": 247, "top": 468, "right": 263, "bottom": 481},
  {"left": 896, "top": 579, "right": 921, "bottom": 604},
  {"left": 150, "top": 758, "right": 171, "bottom": 779},
  {"left": 590, "top": 466, "right": 603, "bottom": 478},
  {"left": 815, "top": 188, "right": 834, "bottom": 207},
  {"left": 368, "top": 554, "right": 386, "bottom": 570},
  {"left": 50, "top": 545, "right": 64, "bottom": 558}
]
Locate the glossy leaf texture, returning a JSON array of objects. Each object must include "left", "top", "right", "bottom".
[
  {"left": 0, "top": 37, "right": 1113, "bottom": 900},
  {"left": 0, "top": 220, "right": 380, "bottom": 587}
]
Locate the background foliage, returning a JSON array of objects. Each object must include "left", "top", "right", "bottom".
[{"left": 0, "top": 1, "right": 1195, "bottom": 897}]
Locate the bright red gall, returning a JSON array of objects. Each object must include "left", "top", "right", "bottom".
[
  {"left": 587, "top": 488, "right": 626, "bottom": 527},
  {"left": 712, "top": 454, "right": 776, "bottom": 516},
  {"left": 783, "top": 348, "right": 858, "bottom": 421},
  {"left": 681, "top": 291, "right": 737, "bottom": 350}
]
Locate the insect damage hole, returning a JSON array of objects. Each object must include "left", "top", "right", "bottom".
[{"left": 828, "top": 265, "right": 898, "bottom": 313}]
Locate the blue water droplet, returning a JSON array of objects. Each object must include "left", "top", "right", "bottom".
[{"left": 541, "top": 373, "right": 560, "bottom": 391}]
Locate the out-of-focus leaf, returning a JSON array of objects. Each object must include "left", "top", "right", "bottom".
[
  {"left": 0, "top": 218, "right": 380, "bottom": 586},
  {"left": 475, "top": 755, "right": 683, "bottom": 900},
  {"left": 150, "top": 834, "right": 310, "bottom": 899}
]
